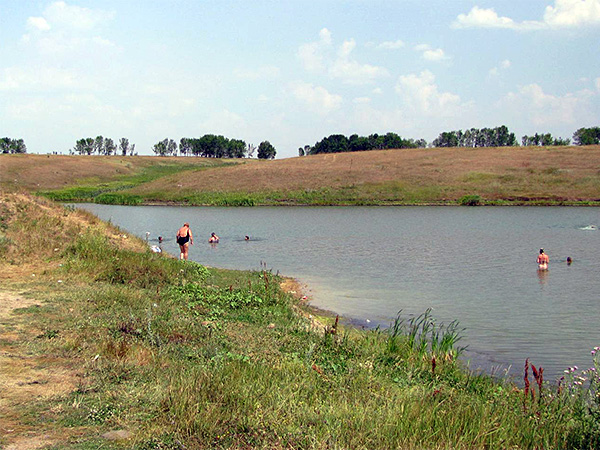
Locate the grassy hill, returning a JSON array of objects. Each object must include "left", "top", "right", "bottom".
[{"left": 2, "top": 146, "right": 600, "bottom": 205}]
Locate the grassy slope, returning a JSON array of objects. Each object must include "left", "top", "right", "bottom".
[
  {"left": 2, "top": 146, "right": 600, "bottom": 205},
  {"left": 0, "top": 154, "right": 238, "bottom": 200},
  {"left": 130, "top": 145, "right": 600, "bottom": 205},
  {"left": 0, "top": 192, "right": 599, "bottom": 449}
]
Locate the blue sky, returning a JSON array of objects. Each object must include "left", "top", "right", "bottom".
[{"left": 1, "top": 0, "right": 599, "bottom": 158}]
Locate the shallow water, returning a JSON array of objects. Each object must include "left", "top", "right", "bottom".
[{"left": 76, "top": 204, "right": 600, "bottom": 381}]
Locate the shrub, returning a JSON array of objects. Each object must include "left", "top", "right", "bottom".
[
  {"left": 459, "top": 194, "right": 482, "bottom": 206},
  {"left": 95, "top": 193, "right": 143, "bottom": 205}
]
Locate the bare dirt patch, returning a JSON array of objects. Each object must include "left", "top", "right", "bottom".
[{"left": 0, "top": 290, "right": 78, "bottom": 449}]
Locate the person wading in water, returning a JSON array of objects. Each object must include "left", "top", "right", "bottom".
[
  {"left": 537, "top": 248, "right": 549, "bottom": 270},
  {"left": 176, "top": 222, "right": 193, "bottom": 260}
]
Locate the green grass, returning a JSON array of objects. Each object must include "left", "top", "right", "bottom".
[
  {"left": 2, "top": 193, "right": 600, "bottom": 448},
  {"left": 37, "top": 161, "right": 235, "bottom": 203}
]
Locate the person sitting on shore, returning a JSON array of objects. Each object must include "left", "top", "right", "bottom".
[{"left": 209, "top": 232, "right": 219, "bottom": 243}]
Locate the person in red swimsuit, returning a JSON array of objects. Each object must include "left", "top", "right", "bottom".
[{"left": 176, "top": 222, "right": 193, "bottom": 260}]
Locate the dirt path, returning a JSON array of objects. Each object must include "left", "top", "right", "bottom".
[{"left": 0, "top": 289, "right": 77, "bottom": 450}]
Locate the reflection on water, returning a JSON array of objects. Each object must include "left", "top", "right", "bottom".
[{"left": 76, "top": 204, "right": 599, "bottom": 381}]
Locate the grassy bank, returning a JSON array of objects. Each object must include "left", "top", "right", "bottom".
[
  {"left": 1, "top": 192, "right": 599, "bottom": 449},
  {"left": 2, "top": 146, "right": 600, "bottom": 206}
]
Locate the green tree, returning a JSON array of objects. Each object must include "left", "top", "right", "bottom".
[
  {"left": 0, "top": 138, "right": 27, "bottom": 154},
  {"left": 152, "top": 140, "right": 166, "bottom": 156},
  {"left": 348, "top": 134, "right": 372, "bottom": 152},
  {"left": 179, "top": 138, "right": 191, "bottom": 156},
  {"left": 573, "top": 127, "right": 600, "bottom": 145},
  {"left": 433, "top": 131, "right": 459, "bottom": 147},
  {"left": 227, "top": 139, "right": 247, "bottom": 158},
  {"left": 94, "top": 136, "right": 104, "bottom": 155},
  {"left": 257, "top": 141, "right": 276, "bottom": 159},
  {"left": 103, "top": 138, "right": 116, "bottom": 156},
  {"left": 119, "top": 138, "right": 130, "bottom": 156}
]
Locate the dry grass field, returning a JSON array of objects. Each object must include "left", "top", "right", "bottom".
[
  {"left": 0, "top": 154, "right": 231, "bottom": 192},
  {"left": 2, "top": 146, "right": 600, "bottom": 204},
  {"left": 130, "top": 145, "right": 600, "bottom": 204}
]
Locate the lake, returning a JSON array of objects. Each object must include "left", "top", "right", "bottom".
[{"left": 76, "top": 204, "right": 599, "bottom": 381}]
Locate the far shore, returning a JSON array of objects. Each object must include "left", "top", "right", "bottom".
[{"left": 3, "top": 145, "right": 600, "bottom": 206}]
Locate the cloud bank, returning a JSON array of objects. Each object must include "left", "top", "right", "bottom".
[{"left": 453, "top": 0, "right": 600, "bottom": 30}]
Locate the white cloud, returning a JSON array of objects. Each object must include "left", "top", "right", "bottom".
[
  {"left": 453, "top": 1, "right": 600, "bottom": 30},
  {"left": 289, "top": 81, "right": 343, "bottom": 114},
  {"left": 501, "top": 83, "right": 593, "bottom": 126},
  {"left": 423, "top": 48, "right": 447, "bottom": 62},
  {"left": 453, "top": 6, "right": 518, "bottom": 29},
  {"left": 199, "top": 109, "right": 248, "bottom": 135},
  {"left": 414, "top": 44, "right": 449, "bottom": 62},
  {"left": 22, "top": 2, "right": 118, "bottom": 58},
  {"left": 43, "top": 1, "right": 115, "bottom": 31},
  {"left": 353, "top": 97, "right": 371, "bottom": 104},
  {"left": 377, "top": 40, "right": 405, "bottom": 50},
  {"left": 395, "top": 70, "right": 465, "bottom": 117},
  {"left": 543, "top": 0, "right": 600, "bottom": 27},
  {"left": 27, "top": 17, "right": 51, "bottom": 31},
  {"left": 234, "top": 65, "right": 281, "bottom": 80},
  {"left": 329, "top": 39, "right": 389, "bottom": 84},
  {"left": 298, "top": 30, "right": 389, "bottom": 85},
  {"left": 0, "top": 66, "right": 92, "bottom": 92},
  {"left": 489, "top": 59, "right": 512, "bottom": 76},
  {"left": 297, "top": 27, "right": 332, "bottom": 72}
]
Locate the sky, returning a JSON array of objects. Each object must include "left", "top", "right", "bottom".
[{"left": 1, "top": 0, "right": 599, "bottom": 158}]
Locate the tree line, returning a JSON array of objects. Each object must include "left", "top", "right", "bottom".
[
  {"left": 300, "top": 126, "right": 600, "bottom": 155},
  {"left": 3, "top": 126, "right": 600, "bottom": 158},
  {"left": 153, "top": 135, "right": 276, "bottom": 159},
  {"left": 1, "top": 137, "right": 27, "bottom": 154},
  {"left": 300, "top": 132, "right": 427, "bottom": 156},
  {"left": 71, "top": 136, "right": 136, "bottom": 156},
  {"left": 432, "top": 126, "right": 600, "bottom": 148}
]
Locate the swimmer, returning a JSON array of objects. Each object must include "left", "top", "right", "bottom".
[
  {"left": 208, "top": 232, "right": 219, "bottom": 243},
  {"left": 176, "top": 222, "right": 193, "bottom": 260},
  {"left": 537, "top": 248, "right": 549, "bottom": 270},
  {"left": 567, "top": 256, "right": 572, "bottom": 265},
  {"left": 245, "top": 235, "right": 250, "bottom": 241}
]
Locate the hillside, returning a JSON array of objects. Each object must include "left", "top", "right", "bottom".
[
  {"left": 0, "top": 154, "right": 238, "bottom": 192},
  {"left": 2, "top": 146, "right": 600, "bottom": 205}
]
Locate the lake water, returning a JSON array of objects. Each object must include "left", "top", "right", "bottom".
[{"left": 76, "top": 204, "right": 599, "bottom": 381}]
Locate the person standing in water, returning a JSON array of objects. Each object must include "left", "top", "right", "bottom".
[
  {"left": 537, "top": 248, "right": 549, "bottom": 270},
  {"left": 176, "top": 222, "right": 193, "bottom": 260},
  {"left": 208, "top": 232, "right": 219, "bottom": 243}
]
